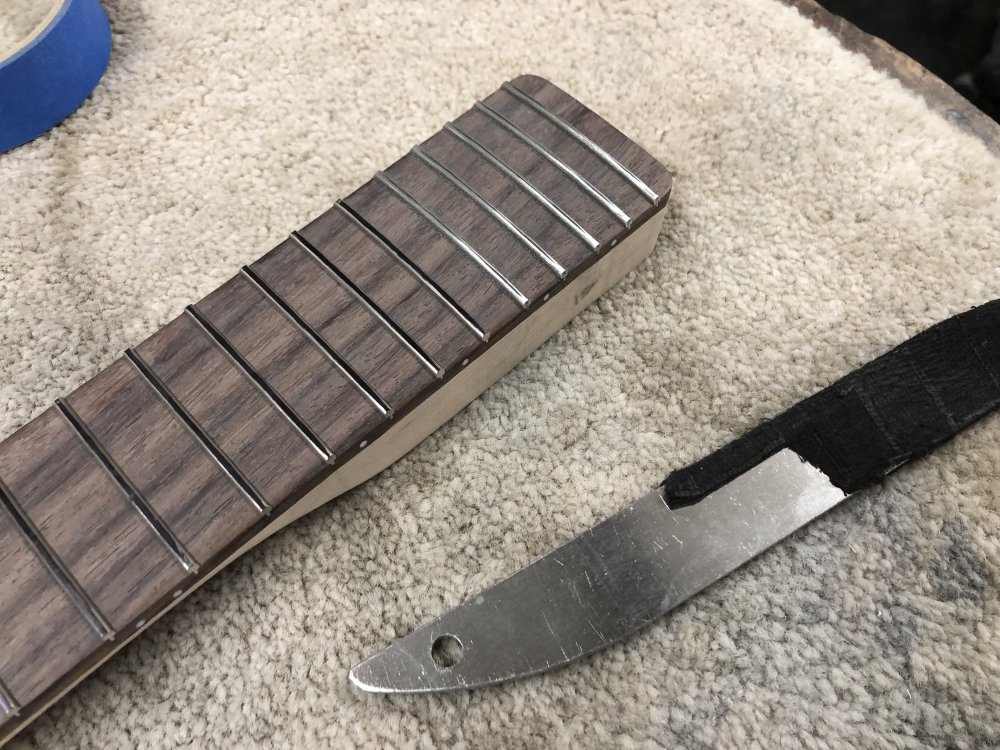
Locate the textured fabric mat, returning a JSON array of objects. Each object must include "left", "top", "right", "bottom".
[{"left": 2, "top": 1, "right": 999, "bottom": 747}]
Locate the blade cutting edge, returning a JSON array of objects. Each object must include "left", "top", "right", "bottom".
[{"left": 349, "top": 449, "right": 848, "bottom": 693}]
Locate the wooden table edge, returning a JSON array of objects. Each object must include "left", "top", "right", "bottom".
[{"left": 786, "top": 0, "right": 1000, "bottom": 157}]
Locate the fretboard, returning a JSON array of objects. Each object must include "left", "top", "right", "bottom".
[{"left": 0, "top": 75, "right": 671, "bottom": 739}]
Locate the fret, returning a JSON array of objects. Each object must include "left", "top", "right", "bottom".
[
  {"left": 343, "top": 179, "right": 523, "bottom": 335},
  {"left": 238, "top": 265, "right": 393, "bottom": 418},
  {"left": 247, "top": 239, "right": 434, "bottom": 409},
  {"left": 473, "top": 101, "right": 632, "bottom": 227},
  {"left": 454, "top": 110, "right": 623, "bottom": 248},
  {"left": 124, "top": 351, "right": 271, "bottom": 516},
  {"left": 184, "top": 305, "right": 332, "bottom": 461},
  {"left": 298, "top": 203, "right": 487, "bottom": 372},
  {"left": 410, "top": 144, "right": 568, "bottom": 279},
  {"left": 505, "top": 76, "right": 672, "bottom": 205},
  {"left": 0, "top": 408, "right": 188, "bottom": 629},
  {"left": 133, "top": 314, "right": 326, "bottom": 508},
  {"left": 0, "top": 479, "right": 113, "bottom": 639},
  {"left": 442, "top": 123, "right": 601, "bottom": 253},
  {"left": 288, "top": 232, "right": 443, "bottom": 378},
  {"left": 374, "top": 171, "right": 531, "bottom": 309},
  {"left": 486, "top": 89, "right": 656, "bottom": 224},
  {"left": 54, "top": 399, "right": 199, "bottom": 573},
  {"left": 66, "top": 357, "right": 265, "bottom": 562},
  {"left": 383, "top": 155, "right": 560, "bottom": 304},
  {"left": 500, "top": 81, "right": 660, "bottom": 205},
  {"left": 0, "top": 509, "right": 103, "bottom": 707},
  {"left": 0, "top": 679, "right": 16, "bottom": 721},
  {"left": 328, "top": 201, "right": 488, "bottom": 347}
]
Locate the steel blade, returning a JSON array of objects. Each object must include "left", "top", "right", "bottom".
[{"left": 350, "top": 449, "right": 847, "bottom": 693}]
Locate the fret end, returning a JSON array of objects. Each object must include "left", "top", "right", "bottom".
[{"left": 0, "top": 680, "right": 20, "bottom": 720}]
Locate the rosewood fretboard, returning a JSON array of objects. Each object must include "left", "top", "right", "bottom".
[{"left": 0, "top": 75, "right": 671, "bottom": 740}]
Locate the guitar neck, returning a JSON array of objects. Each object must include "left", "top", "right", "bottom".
[{"left": 0, "top": 75, "right": 671, "bottom": 742}]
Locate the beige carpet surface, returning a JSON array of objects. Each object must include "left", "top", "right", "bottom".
[{"left": 3, "top": 1, "right": 1000, "bottom": 747}]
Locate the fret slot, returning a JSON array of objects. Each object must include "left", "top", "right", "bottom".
[
  {"left": 0, "top": 408, "right": 190, "bottom": 630},
  {"left": 473, "top": 102, "right": 631, "bottom": 227},
  {"left": 288, "top": 232, "right": 444, "bottom": 378},
  {"left": 0, "top": 504, "right": 105, "bottom": 707},
  {"left": 133, "top": 315, "right": 327, "bottom": 509},
  {"left": 409, "top": 145, "right": 567, "bottom": 279},
  {"left": 333, "top": 201, "right": 488, "bottom": 344},
  {"left": 125, "top": 348, "right": 271, "bottom": 515},
  {"left": 0, "top": 479, "right": 114, "bottom": 641},
  {"left": 374, "top": 171, "right": 531, "bottom": 309},
  {"left": 184, "top": 305, "right": 334, "bottom": 461},
  {"left": 443, "top": 123, "right": 600, "bottom": 252},
  {"left": 54, "top": 399, "right": 199, "bottom": 574},
  {"left": 238, "top": 265, "right": 395, "bottom": 416},
  {"left": 66, "top": 358, "right": 265, "bottom": 564},
  {"left": 501, "top": 81, "right": 660, "bottom": 205}
]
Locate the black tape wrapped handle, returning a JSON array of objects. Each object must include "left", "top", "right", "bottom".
[{"left": 664, "top": 300, "right": 1000, "bottom": 509}]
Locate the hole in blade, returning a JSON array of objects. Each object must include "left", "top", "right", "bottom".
[{"left": 430, "top": 634, "right": 464, "bottom": 669}]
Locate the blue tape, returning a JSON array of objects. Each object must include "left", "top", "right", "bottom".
[{"left": 0, "top": 0, "right": 111, "bottom": 153}]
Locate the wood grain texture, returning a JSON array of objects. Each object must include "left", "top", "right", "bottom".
[
  {"left": 134, "top": 315, "right": 325, "bottom": 507},
  {"left": 65, "top": 359, "right": 263, "bottom": 564},
  {"left": 0, "top": 512, "right": 102, "bottom": 706},
  {"left": 510, "top": 75, "right": 674, "bottom": 201},
  {"left": 384, "top": 154, "right": 560, "bottom": 302},
  {"left": 298, "top": 206, "right": 482, "bottom": 370},
  {"left": 249, "top": 240, "right": 436, "bottom": 408},
  {"left": 0, "top": 408, "right": 187, "bottom": 629},
  {"left": 418, "top": 129, "right": 596, "bottom": 271},
  {"left": 0, "top": 75, "right": 673, "bottom": 741},
  {"left": 343, "top": 179, "right": 524, "bottom": 335},
  {"left": 452, "top": 109, "right": 624, "bottom": 244},
  {"left": 485, "top": 88, "right": 655, "bottom": 220}
]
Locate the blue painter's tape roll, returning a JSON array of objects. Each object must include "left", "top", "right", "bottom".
[{"left": 0, "top": 0, "right": 111, "bottom": 152}]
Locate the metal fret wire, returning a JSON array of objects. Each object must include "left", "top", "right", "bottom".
[
  {"left": 501, "top": 81, "right": 660, "bottom": 204},
  {"left": 410, "top": 144, "right": 567, "bottom": 279},
  {"left": 474, "top": 101, "right": 631, "bottom": 227},
  {"left": 374, "top": 171, "right": 531, "bottom": 309},
  {"left": 442, "top": 123, "right": 600, "bottom": 252}
]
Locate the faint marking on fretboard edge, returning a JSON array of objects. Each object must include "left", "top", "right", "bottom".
[
  {"left": 0, "top": 477, "right": 116, "bottom": 642},
  {"left": 374, "top": 171, "right": 531, "bottom": 309},
  {"left": 287, "top": 232, "right": 444, "bottom": 379},
  {"left": 334, "top": 201, "right": 488, "bottom": 343},
  {"left": 442, "top": 123, "right": 600, "bottom": 252},
  {"left": 0, "top": 678, "right": 19, "bottom": 718},
  {"left": 501, "top": 82, "right": 661, "bottom": 205},
  {"left": 238, "top": 266, "right": 393, "bottom": 420},
  {"left": 184, "top": 305, "right": 335, "bottom": 461},
  {"left": 124, "top": 348, "right": 271, "bottom": 515},
  {"left": 409, "top": 144, "right": 567, "bottom": 279},
  {"left": 55, "top": 399, "right": 199, "bottom": 574},
  {"left": 473, "top": 101, "right": 631, "bottom": 227}
]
